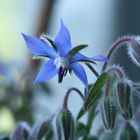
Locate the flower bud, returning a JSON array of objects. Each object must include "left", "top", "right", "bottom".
[
  {"left": 29, "top": 116, "right": 54, "bottom": 140},
  {"left": 101, "top": 96, "right": 116, "bottom": 130},
  {"left": 56, "top": 109, "right": 74, "bottom": 140},
  {"left": 11, "top": 122, "right": 31, "bottom": 140},
  {"left": 119, "top": 122, "right": 138, "bottom": 140},
  {"left": 115, "top": 80, "right": 132, "bottom": 120},
  {"left": 122, "top": 104, "right": 132, "bottom": 120}
]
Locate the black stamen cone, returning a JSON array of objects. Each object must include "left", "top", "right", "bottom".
[{"left": 58, "top": 67, "right": 64, "bottom": 83}]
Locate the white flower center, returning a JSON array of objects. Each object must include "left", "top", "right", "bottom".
[{"left": 54, "top": 57, "right": 70, "bottom": 69}]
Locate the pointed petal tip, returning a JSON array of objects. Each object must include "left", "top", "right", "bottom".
[
  {"left": 34, "top": 76, "right": 46, "bottom": 83},
  {"left": 34, "top": 75, "right": 45, "bottom": 83},
  {"left": 21, "top": 32, "right": 27, "bottom": 38},
  {"left": 21, "top": 33, "right": 30, "bottom": 41},
  {"left": 21, "top": 33, "right": 34, "bottom": 40},
  {"left": 92, "top": 55, "right": 109, "bottom": 62},
  {"left": 34, "top": 78, "right": 47, "bottom": 84},
  {"left": 60, "top": 19, "right": 67, "bottom": 33},
  {"left": 60, "top": 19, "right": 64, "bottom": 26},
  {"left": 34, "top": 79, "right": 40, "bottom": 83},
  {"left": 54, "top": 19, "right": 71, "bottom": 56},
  {"left": 101, "top": 56, "right": 109, "bottom": 62}
]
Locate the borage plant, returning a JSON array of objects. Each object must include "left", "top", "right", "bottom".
[{"left": 2, "top": 22, "right": 140, "bottom": 140}]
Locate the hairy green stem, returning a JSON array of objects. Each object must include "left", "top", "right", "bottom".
[
  {"left": 107, "top": 67, "right": 124, "bottom": 78},
  {"left": 86, "top": 106, "right": 99, "bottom": 134},
  {"left": 102, "top": 36, "right": 133, "bottom": 72}
]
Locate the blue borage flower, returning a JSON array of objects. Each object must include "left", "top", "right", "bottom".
[{"left": 22, "top": 20, "right": 107, "bottom": 92}]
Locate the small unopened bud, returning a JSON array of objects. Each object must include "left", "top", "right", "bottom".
[
  {"left": 56, "top": 109, "right": 74, "bottom": 140},
  {"left": 115, "top": 80, "right": 132, "bottom": 120},
  {"left": 120, "top": 122, "right": 138, "bottom": 140},
  {"left": 122, "top": 104, "right": 132, "bottom": 120},
  {"left": 11, "top": 122, "right": 31, "bottom": 140},
  {"left": 128, "top": 36, "right": 140, "bottom": 67},
  {"left": 29, "top": 116, "right": 54, "bottom": 140},
  {"left": 101, "top": 96, "right": 116, "bottom": 130}
]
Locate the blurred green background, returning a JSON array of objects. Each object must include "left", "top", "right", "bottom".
[{"left": 0, "top": 0, "right": 53, "bottom": 132}]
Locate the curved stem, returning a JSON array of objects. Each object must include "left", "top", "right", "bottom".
[
  {"left": 107, "top": 67, "right": 124, "bottom": 78},
  {"left": 85, "top": 63, "right": 99, "bottom": 78},
  {"left": 102, "top": 36, "right": 133, "bottom": 72},
  {"left": 63, "top": 87, "right": 84, "bottom": 109}
]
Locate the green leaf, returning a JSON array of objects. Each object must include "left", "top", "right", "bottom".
[
  {"left": 85, "top": 84, "right": 94, "bottom": 94},
  {"left": 77, "top": 108, "right": 85, "bottom": 120},
  {"left": 77, "top": 74, "right": 107, "bottom": 120},
  {"left": 67, "top": 44, "right": 88, "bottom": 58},
  {"left": 84, "top": 73, "right": 107, "bottom": 110},
  {"left": 75, "top": 122, "right": 86, "bottom": 138},
  {"left": 77, "top": 84, "right": 94, "bottom": 120}
]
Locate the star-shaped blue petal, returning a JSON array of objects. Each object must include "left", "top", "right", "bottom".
[{"left": 54, "top": 20, "right": 72, "bottom": 56}]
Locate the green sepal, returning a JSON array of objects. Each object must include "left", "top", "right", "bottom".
[
  {"left": 46, "top": 37, "right": 57, "bottom": 51},
  {"left": 67, "top": 44, "right": 88, "bottom": 58},
  {"left": 76, "top": 59, "right": 96, "bottom": 64},
  {"left": 76, "top": 108, "right": 85, "bottom": 120}
]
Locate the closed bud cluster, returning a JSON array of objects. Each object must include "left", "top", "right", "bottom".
[
  {"left": 101, "top": 96, "right": 116, "bottom": 130},
  {"left": 11, "top": 122, "right": 31, "bottom": 140},
  {"left": 115, "top": 80, "right": 132, "bottom": 120},
  {"left": 119, "top": 122, "right": 138, "bottom": 140},
  {"left": 56, "top": 109, "right": 74, "bottom": 140}
]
